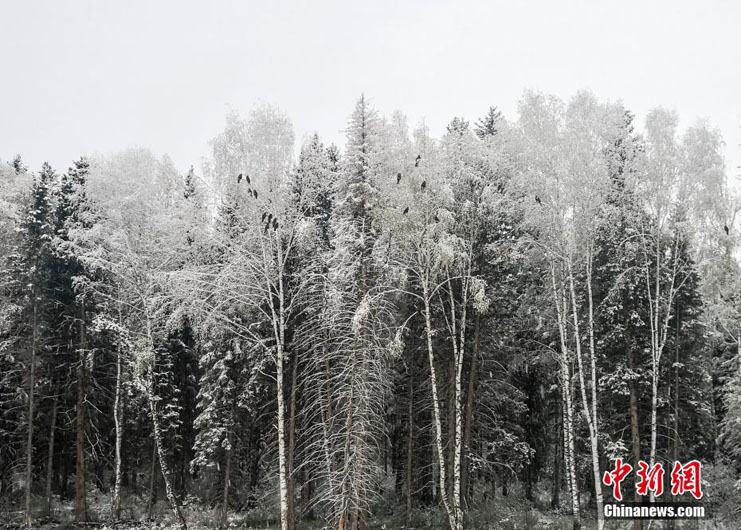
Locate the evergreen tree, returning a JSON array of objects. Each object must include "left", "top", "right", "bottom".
[{"left": 474, "top": 106, "right": 503, "bottom": 139}]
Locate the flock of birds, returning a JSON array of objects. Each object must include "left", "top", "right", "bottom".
[
  {"left": 235, "top": 160, "right": 732, "bottom": 237},
  {"left": 236, "top": 172, "right": 278, "bottom": 233},
  {"left": 398, "top": 155, "right": 426, "bottom": 217}
]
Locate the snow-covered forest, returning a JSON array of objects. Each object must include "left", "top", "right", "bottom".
[{"left": 1, "top": 92, "right": 740, "bottom": 530}]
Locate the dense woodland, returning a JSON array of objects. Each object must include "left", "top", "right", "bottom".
[{"left": 1, "top": 92, "right": 741, "bottom": 530}]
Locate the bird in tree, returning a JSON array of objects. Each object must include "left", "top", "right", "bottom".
[
  {"left": 725, "top": 224, "right": 730, "bottom": 235},
  {"left": 272, "top": 218, "right": 279, "bottom": 231},
  {"left": 434, "top": 214, "right": 440, "bottom": 222},
  {"left": 415, "top": 155, "right": 421, "bottom": 167},
  {"left": 496, "top": 183, "right": 505, "bottom": 194},
  {"left": 237, "top": 173, "right": 243, "bottom": 183},
  {"left": 267, "top": 213, "right": 273, "bottom": 224},
  {"left": 246, "top": 174, "right": 251, "bottom": 185},
  {"left": 397, "top": 172, "right": 402, "bottom": 184},
  {"left": 261, "top": 212, "right": 267, "bottom": 223},
  {"left": 421, "top": 180, "right": 427, "bottom": 191},
  {"left": 403, "top": 207, "right": 409, "bottom": 215},
  {"left": 254, "top": 190, "right": 259, "bottom": 199},
  {"left": 535, "top": 195, "right": 542, "bottom": 205}
]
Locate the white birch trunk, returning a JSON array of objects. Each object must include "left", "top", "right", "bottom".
[
  {"left": 112, "top": 304, "right": 124, "bottom": 520},
  {"left": 566, "top": 258, "right": 603, "bottom": 529},
  {"left": 422, "top": 280, "right": 455, "bottom": 529},
  {"left": 550, "top": 263, "right": 580, "bottom": 526}
]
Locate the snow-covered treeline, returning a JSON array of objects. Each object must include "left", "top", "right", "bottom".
[{"left": 1, "top": 92, "right": 740, "bottom": 530}]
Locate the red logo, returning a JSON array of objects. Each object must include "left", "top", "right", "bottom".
[
  {"left": 602, "top": 458, "right": 632, "bottom": 501},
  {"left": 603, "top": 460, "right": 703, "bottom": 501},
  {"left": 670, "top": 460, "right": 703, "bottom": 500},
  {"left": 636, "top": 461, "right": 665, "bottom": 497}
]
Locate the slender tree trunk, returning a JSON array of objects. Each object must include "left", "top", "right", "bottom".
[
  {"left": 650, "top": 367, "right": 659, "bottom": 471},
  {"left": 112, "top": 312, "right": 124, "bottom": 520},
  {"left": 287, "top": 348, "right": 299, "bottom": 530},
  {"left": 220, "top": 436, "right": 232, "bottom": 528},
  {"left": 148, "top": 441, "right": 157, "bottom": 520},
  {"left": 406, "top": 351, "right": 414, "bottom": 523},
  {"left": 669, "top": 299, "right": 681, "bottom": 530},
  {"left": 75, "top": 304, "right": 88, "bottom": 523},
  {"left": 44, "top": 387, "right": 59, "bottom": 516},
  {"left": 443, "top": 267, "right": 468, "bottom": 530},
  {"left": 567, "top": 260, "right": 602, "bottom": 529},
  {"left": 550, "top": 263, "right": 580, "bottom": 529},
  {"left": 446, "top": 352, "right": 456, "bottom": 503},
  {"left": 628, "top": 329, "right": 642, "bottom": 530},
  {"left": 461, "top": 314, "right": 480, "bottom": 509},
  {"left": 320, "top": 351, "right": 336, "bottom": 499},
  {"left": 649, "top": 237, "right": 661, "bottom": 478},
  {"left": 148, "top": 376, "right": 188, "bottom": 530},
  {"left": 24, "top": 297, "right": 37, "bottom": 527},
  {"left": 271, "top": 257, "right": 290, "bottom": 530},
  {"left": 551, "top": 402, "right": 561, "bottom": 510},
  {"left": 431, "top": 440, "right": 438, "bottom": 503},
  {"left": 673, "top": 300, "right": 680, "bottom": 464},
  {"left": 422, "top": 285, "right": 455, "bottom": 530},
  {"left": 339, "top": 334, "right": 359, "bottom": 530}
]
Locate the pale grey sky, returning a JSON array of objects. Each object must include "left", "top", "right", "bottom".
[{"left": 1, "top": 0, "right": 739, "bottom": 179}]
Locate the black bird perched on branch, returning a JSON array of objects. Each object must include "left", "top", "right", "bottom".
[
  {"left": 264, "top": 222, "right": 269, "bottom": 234},
  {"left": 725, "top": 224, "right": 730, "bottom": 235},
  {"left": 415, "top": 155, "right": 421, "bottom": 167},
  {"left": 434, "top": 214, "right": 440, "bottom": 223},
  {"left": 261, "top": 212, "right": 267, "bottom": 223},
  {"left": 421, "top": 180, "right": 427, "bottom": 191},
  {"left": 273, "top": 218, "right": 279, "bottom": 231},
  {"left": 254, "top": 190, "right": 259, "bottom": 199},
  {"left": 535, "top": 195, "right": 542, "bottom": 205},
  {"left": 403, "top": 207, "right": 409, "bottom": 215},
  {"left": 267, "top": 213, "right": 273, "bottom": 224},
  {"left": 496, "top": 183, "right": 505, "bottom": 194},
  {"left": 245, "top": 174, "right": 251, "bottom": 185},
  {"left": 237, "top": 173, "right": 243, "bottom": 183},
  {"left": 397, "top": 172, "right": 402, "bottom": 184}
]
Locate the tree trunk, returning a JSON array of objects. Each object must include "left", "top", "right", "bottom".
[
  {"left": 273, "top": 259, "right": 291, "bottom": 530},
  {"left": 406, "top": 351, "right": 414, "bottom": 524},
  {"left": 148, "top": 441, "right": 157, "bottom": 520},
  {"left": 24, "top": 296, "right": 37, "bottom": 527},
  {"left": 112, "top": 317, "right": 124, "bottom": 520},
  {"left": 148, "top": 375, "right": 188, "bottom": 530},
  {"left": 422, "top": 287, "right": 455, "bottom": 529},
  {"left": 220, "top": 438, "right": 232, "bottom": 528},
  {"left": 276, "top": 336, "right": 291, "bottom": 530},
  {"left": 550, "top": 263, "right": 580, "bottom": 529},
  {"left": 287, "top": 348, "right": 299, "bottom": 530},
  {"left": 447, "top": 351, "right": 456, "bottom": 503},
  {"left": 44, "top": 387, "right": 59, "bottom": 517},
  {"left": 669, "top": 299, "right": 681, "bottom": 530},
  {"left": 339, "top": 338, "right": 357, "bottom": 530},
  {"left": 75, "top": 305, "right": 88, "bottom": 523},
  {"left": 551, "top": 403, "right": 561, "bottom": 510},
  {"left": 445, "top": 269, "right": 469, "bottom": 530},
  {"left": 461, "top": 314, "right": 480, "bottom": 509},
  {"left": 628, "top": 330, "right": 642, "bottom": 530},
  {"left": 567, "top": 260, "right": 603, "bottom": 529}
]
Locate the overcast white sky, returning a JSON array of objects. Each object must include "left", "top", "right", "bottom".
[{"left": 1, "top": 0, "right": 739, "bottom": 179}]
